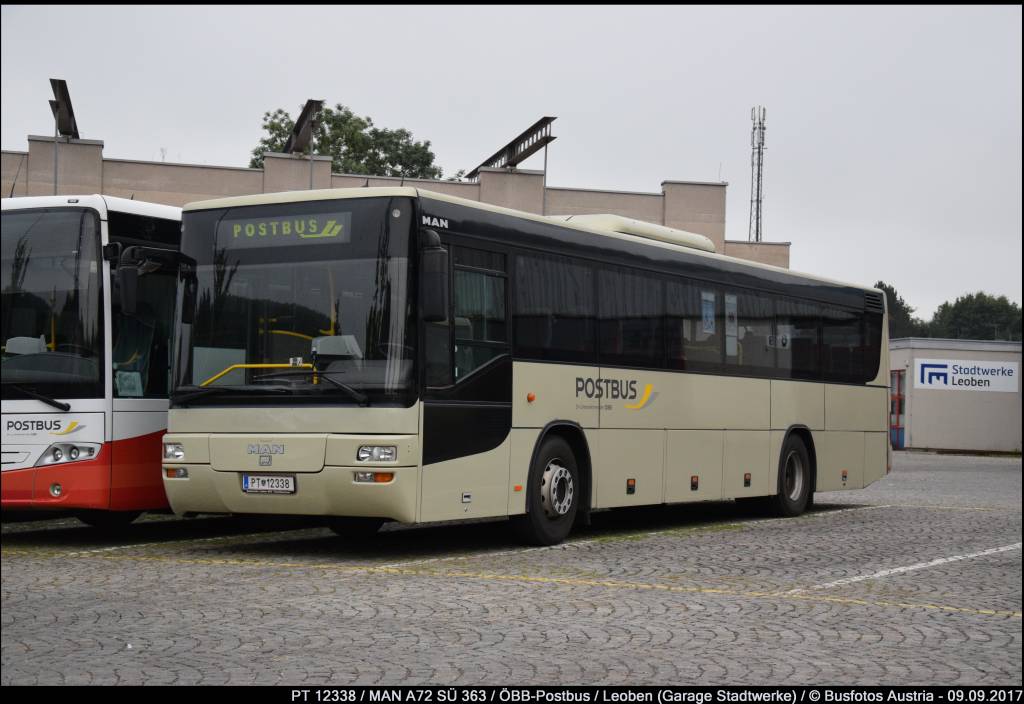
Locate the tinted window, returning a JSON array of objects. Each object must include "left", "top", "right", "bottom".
[
  {"left": 599, "top": 268, "right": 663, "bottom": 368},
  {"left": 862, "top": 312, "right": 883, "bottom": 382},
  {"left": 514, "top": 254, "right": 595, "bottom": 363},
  {"left": 108, "top": 212, "right": 180, "bottom": 248},
  {"left": 453, "top": 265, "right": 507, "bottom": 380},
  {"left": 112, "top": 266, "right": 177, "bottom": 398},
  {"left": 823, "top": 305, "right": 865, "bottom": 383},
  {"left": 728, "top": 292, "right": 774, "bottom": 375},
  {"left": 776, "top": 297, "right": 820, "bottom": 380},
  {"left": 665, "top": 280, "right": 722, "bottom": 371},
  {"left": 453, "top": 246, "right": 504, "bottom": 272}
]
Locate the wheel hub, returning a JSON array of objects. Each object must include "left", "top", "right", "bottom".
[{"left": 540, "top": 460, "right": 574, "bottom": 518}]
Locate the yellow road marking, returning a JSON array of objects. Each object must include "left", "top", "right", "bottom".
[{"left": 3, "top": 547, "right": 1018, "bottom": 619}]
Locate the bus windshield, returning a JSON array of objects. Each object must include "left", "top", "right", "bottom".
[
  {"left": 173, "top": 196, "right": 415, "bottom": 406},
  {"left": 1, "top": 208, "right": 103, "bottom": 399}
]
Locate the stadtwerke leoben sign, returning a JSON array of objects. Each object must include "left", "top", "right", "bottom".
[{"left": 914, "top": 358, "right": 1019, "bottom": 392}]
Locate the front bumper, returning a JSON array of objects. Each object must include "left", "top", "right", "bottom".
[
  {"left": 1, "top": 444, "right": 112, "bottom": 511},
  {"left": 162, "top": 464, "right": 419, "bottom": 522}
]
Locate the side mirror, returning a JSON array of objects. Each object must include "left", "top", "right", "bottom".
[
  {"left": 117, "top": 266, "right": 138, "bottom": 316},
  {"left": 420, "top": 230, "right": 449, "bottom": 324}
]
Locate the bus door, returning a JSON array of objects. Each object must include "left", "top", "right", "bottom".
[
  {"left": 421, "top": 241, "right": 512, "bottom": 522},
  {"left": 108, "top": 231, "right": 180, "bottom": 511}
]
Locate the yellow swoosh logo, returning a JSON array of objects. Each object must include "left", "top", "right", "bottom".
[
  {"left": 51, "top": 421, "right": 80, "bottom": 436},
  {"left": 624, "top": 384, "right": 653, "bottom": 410}
]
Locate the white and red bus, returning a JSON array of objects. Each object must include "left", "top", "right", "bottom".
[{"left": 2, "top": 195, "right": 181, "bottom": 527}]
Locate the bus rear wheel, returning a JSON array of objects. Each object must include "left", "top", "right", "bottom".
[
  {"left": 765, "top": 435, "right": 812, "bottom": 517},
  {"left": 76, "top": 510, "right": 141, "bottom": 529},
  {"left": 513, "top": 435, "right": 580, "bottom": 546},
  {"left": 326, "top": 517, "right": 384, "bottom": 538}
]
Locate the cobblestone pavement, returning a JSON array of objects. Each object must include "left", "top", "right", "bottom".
[{"left": 2, "top": 452, "right": 1021, "bottom": 685}]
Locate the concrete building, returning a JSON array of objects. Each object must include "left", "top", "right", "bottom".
[
  {"left": 889, "top": 338, "right": 1022, "bottom": 453},
  {"left": 1, "top": 135, "right": 790, "bottom": 268}
]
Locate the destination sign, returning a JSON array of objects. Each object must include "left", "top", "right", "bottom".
[{"left": 218, "top": 211, "right": 352, "bottom": 247}]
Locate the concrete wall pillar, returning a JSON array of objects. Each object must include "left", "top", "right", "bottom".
[
  {"left": 26, "top": 136, "right": 104, "bottom": 196},
  {"left": 661, "top": 180, "right": 726, "bottom": 252},
  {"left": 477, "top": 168, "right": 545, "bottom": 214},
  {"left": 262, "top": 152, "right": 333, "bottom": 193}
]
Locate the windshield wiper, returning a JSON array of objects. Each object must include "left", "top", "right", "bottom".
[
  {"left": 3, "top": 383, "right": 71, "bottom": 412},
  {"left": 251, "top": 370, "right": 370, "bottom": 406},
  {"left": 172, "top": 385, "right": 293, "bottom": 406}
]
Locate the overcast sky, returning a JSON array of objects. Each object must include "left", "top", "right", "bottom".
[{"left": 2, "top": 5, "right": 1020, "bottom": 318}]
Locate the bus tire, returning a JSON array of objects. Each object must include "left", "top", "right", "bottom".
[
  {"left": 326, "top": 517, "right": 384, "bottom": 538},
  {"left": 766, "top": 434, "right": 812, "bottom": 517},
  {"left": 76, "top": 510, "right": 141, "bottom": 529},
  {"left": 513, "top": 435, "right": 580, "bottom": 546}
]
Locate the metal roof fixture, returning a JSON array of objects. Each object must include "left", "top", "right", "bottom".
[
  {"left": 283, "top": 99, "right": 325, "bottom": 189},
  {"left": 283, "top": 99, "right": 324, "bottom": 155},
  {"left": 48, "top": 79, "right": 79, "bottom": 139},
  {"left": 466, "top": 117, "right": 557, "bottom": 180},
  {"left": 48, "top": 78, "right": 80, "bottom": 195}
]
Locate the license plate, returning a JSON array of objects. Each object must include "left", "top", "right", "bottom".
[{"left": 242, "top": 473, "right": 296, "bottom": 494}]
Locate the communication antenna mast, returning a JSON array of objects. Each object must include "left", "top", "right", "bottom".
[{"left": 748, "top": 105, "right": 766, "bottom": 242}]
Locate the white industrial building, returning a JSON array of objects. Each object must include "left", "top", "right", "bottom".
[{"left": 889, "top": 338, "right": 1022, "bottom": 453}]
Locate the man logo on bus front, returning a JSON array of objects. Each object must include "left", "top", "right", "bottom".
[
  {"left": 249, "top": 443, "right": 283, "bottom": 467},
  {"left": 422, "top": 216, "right": 448, "bottom": 229}
]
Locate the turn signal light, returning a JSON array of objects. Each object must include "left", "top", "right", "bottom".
[
  {"left": 354, "top": 471, "right": 395, "bottom": 483},
  {"left": 164, "top": 467, "right": 189, "bottom": 479}
]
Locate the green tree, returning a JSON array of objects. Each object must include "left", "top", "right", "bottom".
[
  {"left": 874, "top": 281, "right": 928, "bottom": 339},
  {"left": 929, "top": 292, "right": 1022, "bottom": 341},
  {"left": 249, "top": 104, "right": 443, "bottom": 179}
]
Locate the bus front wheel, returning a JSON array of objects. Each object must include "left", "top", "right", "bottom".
[
  {"left": 766, "top": 435, "right": 812, "bottom": 517},
  {"left": 513, "top": 435, "right": 580, "bottom": 546}
]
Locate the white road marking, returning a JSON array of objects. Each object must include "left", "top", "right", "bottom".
[{"left": 790, "top": 542, "right": 1023, "bottom": 593}]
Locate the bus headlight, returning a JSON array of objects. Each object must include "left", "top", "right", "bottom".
[
  {"left": 163, "top": 442, "right": 185, "bottom": 461},
  {"left": 357, "top": 445, "right": 397, "bottom": 462},
  {"left": 35, "top": 443, "right": 101, "bottom": 467}
]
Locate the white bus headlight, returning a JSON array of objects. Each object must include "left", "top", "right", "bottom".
[
  {"left": 357, "top": 445, "right": 397, "bottom": 462},
  {"left": 163, "top": 442, "right": 185, "bottom": 461},
  {"left": 35, "top": 443, "right": 100, "bottom": 467}
]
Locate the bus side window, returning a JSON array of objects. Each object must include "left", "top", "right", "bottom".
[
  {"left": 666, "top": 280, "right": 722, "bottom": 371},
  {"left": 776, "top": 297, "right": 820, "bottom": 381},
  {"left": 452, "top": 247, "right": 507, "bottom": 381},
  {"left": 424, "top": 247, "right": 453, "bottom": 387},
  {"left": 112, "top": 265, "right": 177, "bottom": 398},
  {"left": 513, "top": 253, "right": 595, "bottom": 364},
  {"left": 598, "top": 267, "right": 663, "bottom": 368}
]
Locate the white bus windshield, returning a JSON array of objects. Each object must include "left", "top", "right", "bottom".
[{"left": 1, "top": 208, "right": 103, "bottom": 399}]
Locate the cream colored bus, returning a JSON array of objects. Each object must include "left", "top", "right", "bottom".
[{"left": 161, "top": 187, "right": 889, "bottom": 545}]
